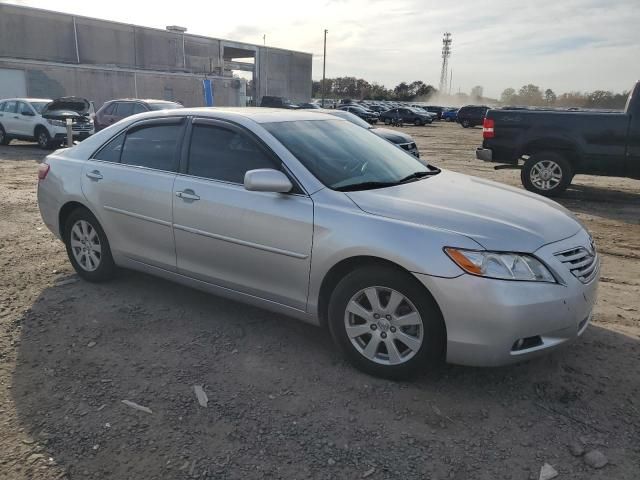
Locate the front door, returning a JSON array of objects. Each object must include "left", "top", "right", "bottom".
[
  {"left": 81, "top": 118, "right": 185, "bottom": 271},
  {"left": 172, "top": 118, "right": 314, "bottom": 310}
]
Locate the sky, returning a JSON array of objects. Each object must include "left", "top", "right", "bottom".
[{"left": 5, "top": 0, "right": 640, "bottom": 98}]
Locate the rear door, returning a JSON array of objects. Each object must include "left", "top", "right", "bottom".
[
  {"left": 114, "top": 102, "right": 135, "bottom": 123},
  {"left": 15, "top": 101, "right": 35, "bottom": 137},
  {"left": 81, "top": 117, "right": 185, "bottom": 271},
  {"left": 172, "top": 118, "right": 314, "bottom": 310}
]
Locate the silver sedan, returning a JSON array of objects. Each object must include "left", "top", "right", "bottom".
[{"left": 37, "top": 108, "right": 598, "bottom": 378}]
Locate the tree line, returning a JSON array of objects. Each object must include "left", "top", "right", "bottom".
[
  {"left": 312, "top": 77, "right": 436, "bottom": 101},
  {"left": 312, "top": 76, "right": 630, "bottom": 110},
  {"left": 501, "top": 85, "right": 629, "bottom": 109}
]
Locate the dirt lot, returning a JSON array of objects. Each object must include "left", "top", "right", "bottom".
[{"left": 0, "top": 122, "right": 639, "bottom": 480}]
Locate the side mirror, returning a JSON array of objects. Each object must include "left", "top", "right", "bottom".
[
  {"left": 22, "top": 110, "right": 35, "bottom": 116},
  {"left": 244, "top": 169, "right": 293, "bottom": 193}
]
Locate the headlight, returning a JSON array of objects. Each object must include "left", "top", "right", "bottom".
[
  {"left": 444, "top": 247, "right": 556, "bottom": 282},
  {"left": 47, "top": 119, "right": 66, "bottom": 127}
]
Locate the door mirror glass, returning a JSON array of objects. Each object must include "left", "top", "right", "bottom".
[{"left": 244, "top": 169, "right": 292, "bottom": 193}]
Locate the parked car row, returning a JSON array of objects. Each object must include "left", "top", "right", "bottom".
[
  {"left": 0, "top": 96, "right": 183, "bottom": 149},
  {"left": 0, "top": 97, "right": 94, "bottom": 149}
]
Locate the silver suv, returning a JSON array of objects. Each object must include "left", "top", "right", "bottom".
[{"left": 37, "top": 108, "right": 599, "bottom": 378}]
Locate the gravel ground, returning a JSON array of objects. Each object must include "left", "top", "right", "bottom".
[{"left": 0, "top": 122, "right": 639, "bottom": 479}]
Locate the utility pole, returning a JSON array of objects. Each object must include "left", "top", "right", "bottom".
[
  {"left": 449, "top": 68, "right": 453, "bottom": 96},
  {"left": 439, "top": 32, "right": 452, "bottom": 93},
  {"left": 321, "top": 29, "right": 327, "bottom": 108},
  {"left": 263, "top": 34, "right": 266, "bottom": 46}
]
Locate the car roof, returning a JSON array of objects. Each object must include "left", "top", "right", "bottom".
[
  {"left": 107, "top": 98, "right": 179, "bottom": 103},
  {"left": 184, "top": 107, "right": 340, "bottom": 123}
]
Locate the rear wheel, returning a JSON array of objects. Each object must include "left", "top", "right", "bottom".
[
  {"left": 63, "top": 208, "right": 116, "bottom": 282},
  {"left": 0, "top": 125, "right": 9, "bottom": 145},
  {"left": 36, "top": 127, "right": 52, "bottom": 149},
  {"left": 521, "top": 151, "right": 573, "bottom": 197},
  {"left": 328, "top": 266, "right": 445, "bottom": 379}
]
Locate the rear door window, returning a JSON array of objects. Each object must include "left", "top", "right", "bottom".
[
  {"left": 120, "top": 122, "right": 183, "bottom": 171},
  {"left": 93, "top": 133, "right": 125, "bottom": 163},
  {"left": 133, "top": 103, "right": 147, "bottom": 114},
  {"left": 102, "top": 103, "right": 116, "bottom": 115},
  {"left": 115, "top": 102, "right": 135, "bottom": 117}
]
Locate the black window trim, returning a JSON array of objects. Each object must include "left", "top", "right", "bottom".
[
  {"left": 179, "top": 117, "right": 308, "bottom": 196},
  {"left": 90, "top": 116, "right": 186, "bottom": 173}
]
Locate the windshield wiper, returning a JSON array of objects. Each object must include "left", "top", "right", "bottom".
[
  {"left": 398, "top": 168, "right": 441, "bottom": 184},
  {"left": 334, "top": 181, "right": 399, "bottom": 192}
]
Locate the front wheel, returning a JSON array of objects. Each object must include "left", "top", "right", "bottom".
[
  {"left": 36, "top": 128, "right": 52, "bottom": 149},
  {"left": 521, "top": 152, "right": 573, "bottom": 197},
  {"left": 384, "top": 118, "right": 392, "bottom": 125},
  {"left": 414, "top": 119, "right": 422, "bottom": 126},
  {"left": 461, "top": 119, "right": 470, "bottom": 128},
  {"left": 64, "top": 208, "right": 116, "bottom": 282},
  {"left": 328, "top": 266, "right": 445, "bottom": 379}
]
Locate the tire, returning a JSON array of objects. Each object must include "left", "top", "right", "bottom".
[
  {"left": 461, "top": 119, "right": 470, "bottom": 128},
  {"left": 328, "top": 266, "right": 446, "bottom": 379},
  {"left": 0, "top": 125, "right": 9, "bottom": 145},
  {"left": 36, "top": 127, "right": 52, "bottom": 149},
  {"left": 521, "top": 151, "right": 573, "bottom": 197},
  {"left": 63, "top": 208, "right": 116, "bottom": 282},
  {"left": 384, "top": 118, "right": 392, "bottom": 125},
  {"left": 414, "top": 119, "right": 422, "bottom": 126}
]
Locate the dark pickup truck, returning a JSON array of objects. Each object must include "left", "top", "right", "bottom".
[{"left": 476, "top": 81, "right": 640, "bottom": 196}]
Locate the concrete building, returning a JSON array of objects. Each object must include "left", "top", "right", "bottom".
[{"left": 0, "top": 3, "right": 312, "bottom": 107}]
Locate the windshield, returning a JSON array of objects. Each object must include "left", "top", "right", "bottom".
[
  {"left": 328, "top": 111, "right": 372, "bottom": 129},
  {"left": 148, "top": 102, "right": 182, "bottom": 111},
  {"left": 29, "top": 102, "right": 49, "bottom": 114},
  {"left": 263, "top": 119, "right": 433, "bottom": 190}
]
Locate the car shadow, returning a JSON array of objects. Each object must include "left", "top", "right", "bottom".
[
  {"left": 11, "top": 270, "right": 640, "bottom": 478},
  {"left": 555, "top": 181, "right": 640, "bottom": 224}
]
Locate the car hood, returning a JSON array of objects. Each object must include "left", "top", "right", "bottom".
[
  {"left": 344, "top": 170, "right": 582, "bottom": 252},
  {"left": 371, "top": 127, "right": 413, "bottom": 144},
  {"left": 42, "top": 97, "right": 91, "bottom": 119}
]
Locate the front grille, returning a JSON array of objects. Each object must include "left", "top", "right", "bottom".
[
  {"left": 555, "top": 245, "right": 599, "bottom": 284},
  {"left": 72, "top": 123, "right": 93, "bottom": 132}
]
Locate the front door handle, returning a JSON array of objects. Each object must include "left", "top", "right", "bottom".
[
  {"left": 176, "top": 190, "right": 200, "bottom": 201},
  {"left": 86, "top": 170, "right": 103, "bottom": 180}
]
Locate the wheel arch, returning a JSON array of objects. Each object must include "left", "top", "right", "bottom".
[
  {"left": 58, "top": 201, "right": 97, "bottom": 238},
  {"left": 521, "top": 138, "right": 581, "bottom": 167},
  {"left": 34, "top": 123, "right": 49, "bottom": 136},
  {"left": 316, "top": 255, "right": 445, "bottom": 333}
]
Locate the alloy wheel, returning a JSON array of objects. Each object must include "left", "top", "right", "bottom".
[
  {"left": 343, "top": 286, "right": 424, "bottom": 365},
  {"left": 70, "top": 219, "right": 102, "bottom": 272},
  {"left": 38, "top": 132, "right": 49, "bottom": 149},
  {"left": 530, "top": 159, "right": 563, "bottom": 191}
]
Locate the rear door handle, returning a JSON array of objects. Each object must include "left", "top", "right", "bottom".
[
  {"left": 176, "top": 190, "right": 200, "bottom": 201},
  {"left": 86, "top": 170, "right": 103, "bottom": 180}
]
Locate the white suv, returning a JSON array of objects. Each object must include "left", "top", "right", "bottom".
[{"left": 0, "top": 97, "right": 94, "bottom": 149}]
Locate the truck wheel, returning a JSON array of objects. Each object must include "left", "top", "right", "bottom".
[{"left": 521, "top": 152, "right": 573, "bottom": 197}]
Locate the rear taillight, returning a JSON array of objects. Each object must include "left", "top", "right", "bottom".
[
  {"left": 38, "top": 163, "right": 50, "bottom": 180},
  {"left": 483, "top": 118, "right": 495, "bottom": 139}
]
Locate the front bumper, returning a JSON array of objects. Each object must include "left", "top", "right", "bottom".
[
  {"left": 415, "top": 230, "right": 599, "bottom": 367},
  {"left": 476, "top": 147, "right": 493, "bottom": 162}
]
